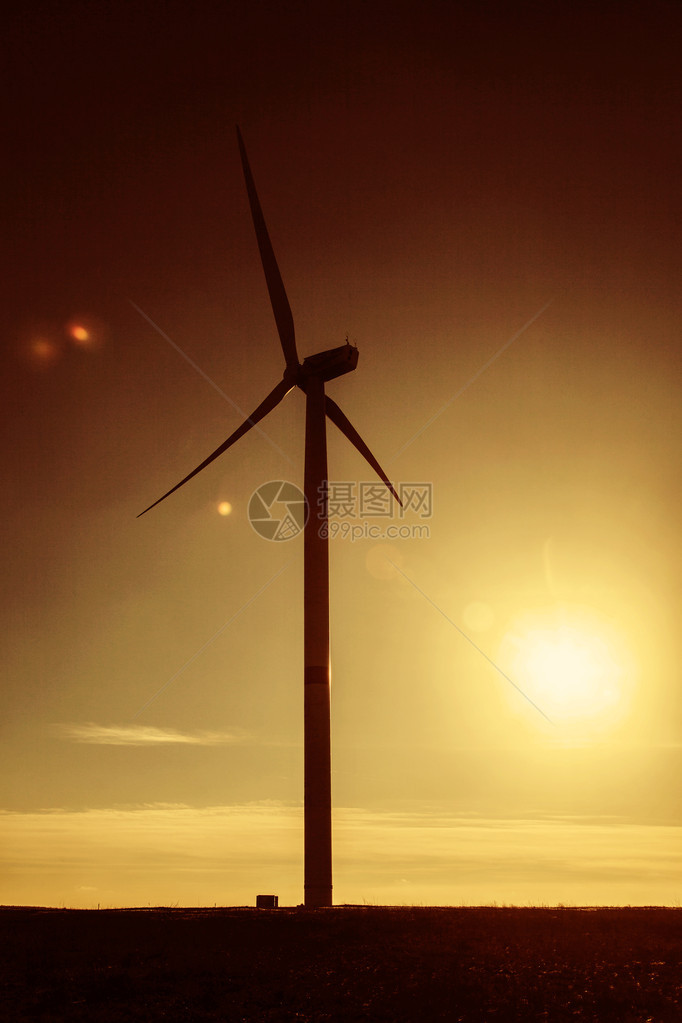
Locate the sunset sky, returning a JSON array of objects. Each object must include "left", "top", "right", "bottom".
[{"left": 2, "top": 1, "right": 680, "bottom": 907}]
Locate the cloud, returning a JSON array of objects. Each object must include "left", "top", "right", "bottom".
[
  {"left": 1, "top": 803, "right": 680, "bottom": 909},
  {"left": 55, "top": 723, "right": 244, "bottom": 746}
]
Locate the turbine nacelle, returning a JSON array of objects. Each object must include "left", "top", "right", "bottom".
[{"left": 299, "top": 342, "right": 358, "bottom": 385}]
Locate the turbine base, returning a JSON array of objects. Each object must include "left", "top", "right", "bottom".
[{"left": 304, "top": 884, "right": 333, "bottom": 909}]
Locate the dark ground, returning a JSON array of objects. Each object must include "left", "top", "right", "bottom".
[{"left": 0, "top": 906, "right": 679, "bottom": 1021}]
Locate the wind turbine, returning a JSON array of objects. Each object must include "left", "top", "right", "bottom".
[{"left": 139, "top": 128, "right": 400, "bottom": 908}]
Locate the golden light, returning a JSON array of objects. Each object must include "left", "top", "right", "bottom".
[
  {"left": 499, "top": 606, "right": 635, "bottom": 735},
  {"left": 217, "top": 501, "right": 232, "bottom": 516}
]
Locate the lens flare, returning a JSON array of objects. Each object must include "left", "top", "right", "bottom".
[
  {"left": 69, "top": 324, "right": 90, "bottom": 344},
  {"left": 217, "top": 501, "right": 232, "bottom": 516},
  {"left": 366, "top": 544, "right": 403, "bottom": 580},
  {"left": 29, "top": 337, "right": 60, "bottom": 367},
  {"left": 463, "top": 601, "right": 495, "bottom": 632},
  {"left": 65, "top": 316, "right": 104, "bottom": 350}
]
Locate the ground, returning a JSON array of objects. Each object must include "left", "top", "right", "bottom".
[{"left": 1, "top": 906, "right": 680, "bottom": 1021}]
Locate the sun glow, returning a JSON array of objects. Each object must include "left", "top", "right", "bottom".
[{"left": 500, "top": 608, "right": 634, "bottom": 735}]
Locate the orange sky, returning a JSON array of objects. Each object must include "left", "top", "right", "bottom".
[{"left": 1, "top": 0, "right": 680, "bottom": 907}]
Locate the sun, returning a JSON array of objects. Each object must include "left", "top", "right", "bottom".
[
  {"left": 514, "top": 627, "right": 619, "bottom": 720},
  {"left": 499, "top": 607, "right": 634, "bottom": 734}
]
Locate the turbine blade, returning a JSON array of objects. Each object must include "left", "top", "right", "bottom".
[
  {"left": 138, "top": 379, "right": 292, "bottom": 517},
  {"left": 236, "top": 127, "right": 299, "bottom": 371},
  {"left": 325, "top": 397, "right": 402, "bottom": 506}
]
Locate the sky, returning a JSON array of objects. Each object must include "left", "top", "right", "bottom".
[{"left": 1, "top": 0, "right": 680, "bottom": 907}]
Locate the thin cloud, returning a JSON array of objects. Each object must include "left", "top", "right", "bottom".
[
  {"left": 2, "top": 804, "right": 680, "bottom": 908},
  {"left": 56, "top": 723, "right": 245, "bottom": 746}
]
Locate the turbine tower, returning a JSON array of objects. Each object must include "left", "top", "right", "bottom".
[{"left": 139, "top": 128, "right": 400, "bottom": 908}]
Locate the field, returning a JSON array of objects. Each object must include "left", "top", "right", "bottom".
[{"left": 1, "top": 906, "right": 679, "bottom": 1021}]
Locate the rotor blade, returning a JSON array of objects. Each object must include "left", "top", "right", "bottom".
[
  {"left": 325, "top": 396, "right": 402, "bottom": 506},
  {"left": 138, "top": 379, "right": 292, "bottom": 517},
  {"left": 236, "top": 127, "right": 299, "bottom": 371}
]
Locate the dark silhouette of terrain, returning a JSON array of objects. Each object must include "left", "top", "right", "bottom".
[{"left": 1, "top": 906, "right": 679, "bottom": 1020}]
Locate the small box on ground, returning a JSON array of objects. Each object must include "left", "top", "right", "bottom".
[{"left": 256, "top": 894, "right": 278, "bottom": 908}]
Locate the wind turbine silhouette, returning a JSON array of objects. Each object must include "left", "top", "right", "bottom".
[{"left": 139, "top": 128, "right": 400, "bottom": 908}]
